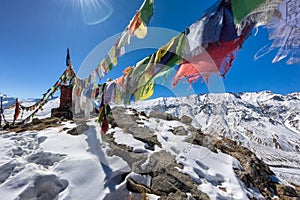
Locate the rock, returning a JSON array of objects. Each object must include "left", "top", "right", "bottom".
[
  {"left": 147, "top": 150, "right": 181, "bottom": 176},
  {"left": 215, "top": 138, "right": 299, "bottom": 199},
  {"left": 42, "top": 117, "right": 61, "bottom": 125},
  {"left": 291, "top": 184, "right": 300, "bottom": 198},
  {"left": 74, "top": 123, "right": 89, "bottom": 135},
  {"left": 151, "top": 173, "right": 177, "bottom": 195},
  {"left": 51, "top": 107, "right": 73, "bottom": 120},
  {"left": 67, "top": 128, "right": 78, "bottom": 136},
  {"left": 126, "top": 178, "right": 151, "bottom": 194},
  {"left": 276, "top": 185, "right": 299, "bottom": 199},
  {"left": 111, "top": 107, "right": 136, "bottom": 129},
  {"left": 149, "top": 110, "right": 178, "bottom": 121},
  {"left": 166, "top": 191, "right": 187, "bottom": 200},
  {"left": 151, "top": 169, "right": 209, "bottom": 200},
  {"left": 111, "top": 107, "right": 161, "bottom": 150},
  {"left": 107, "top": 144, "right": 148, "bottom": 173},
  {"left": 148, "top": 151, "right": 209, "bottom": 199},
  {"left": 127, "top": 125, "right": 161, "bottom": 150},
  {"left": 106, "top": 107, "right": 210, "bottom": 199},
  {"left": 32, "top": 118, "right": 42, "bottom": 125},
  {"left": 180, "top": 115, "right": 192, "bottom": 125},
  {"left": 187, "top": 132, "right": 218, "bottom": 153},
  {"left": 8, "top": 117, "right": 62, "bottom": 133},
  {"left": 172, "top": 126, "right": 188, "bottom": 136}
]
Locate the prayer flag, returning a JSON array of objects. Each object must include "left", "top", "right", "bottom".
[{"left": 231, "top": 0, "right": 265, "bottom": 24}]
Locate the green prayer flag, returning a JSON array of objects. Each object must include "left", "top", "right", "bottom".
[
  {"left": 140, "top": 0, "right": 154, "bottom": 25},
  {"left": 231, "top": 0, "right": 265, "bottom": 24}
]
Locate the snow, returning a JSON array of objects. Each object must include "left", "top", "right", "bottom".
[
  {"left": 0, "top": 99, "right": 131, "bottom": 199},
  {"left": 133, "top": 91, "right": 300, "bottom": 185},
  {"left": 112, "top": 128, "right": 147, "bottom": 153},
  {"left": 140, "top": 116, "right": 263, "bottom": 200},
  {"left": 0, "top": 121, "right": 131, "bottom": 199},
  {"left": 1, "top": 91, "right": 300, "bottom": 199}
]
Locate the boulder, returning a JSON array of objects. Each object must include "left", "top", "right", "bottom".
[
  {"left": 149, "top": 110, "right": 178, "bottom": 121},
  {"left": 51, "top": 106, "right": 73, "bottom": 120},
  {"left": 172, "top": 126, "right": 188, "bottom": 136},
  {"left": 180, "top": 115, "right": 192, "bottom": 125}
]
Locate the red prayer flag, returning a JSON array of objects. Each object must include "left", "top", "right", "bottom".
[{"left": 173, "top": 35, "right": 245, "bottom": 86}]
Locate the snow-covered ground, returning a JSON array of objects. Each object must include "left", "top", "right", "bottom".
[
  {"left": 0, "top": 97, "right": 131, "bottom": 199},
  {"left": 0, "top": 91, "right": 299, "bottom": 199}
]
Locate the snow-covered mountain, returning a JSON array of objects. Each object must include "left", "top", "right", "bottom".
[
  {"left": 0, "top": 91, "right": 299, "bottom": 199},
  {"left": 133, "top": 91, "right": 300, "bottom": 185},
  {"left": 0, "top": 93, "right": 44, "bottom": 109},
  {"left": 0, "top": 93, "right": 16, "bottom": 108}
]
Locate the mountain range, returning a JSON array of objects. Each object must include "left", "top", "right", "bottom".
[{"left": 133, "top": 91, "right": 300, "bottom": 185}]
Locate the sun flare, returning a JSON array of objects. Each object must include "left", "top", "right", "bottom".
[{"left": 74, "top": 0, "right": 113, "bottom": 25}]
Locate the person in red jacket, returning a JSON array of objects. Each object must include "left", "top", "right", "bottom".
[{"left": 12, "top": 98, "right": 20, "bottom": 126}]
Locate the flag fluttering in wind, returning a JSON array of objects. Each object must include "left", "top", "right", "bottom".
[{"left": 255, "top": 0, "right": 300, "bottom": 64}]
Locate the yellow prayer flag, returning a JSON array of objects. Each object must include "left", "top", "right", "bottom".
[
  {"left": 134, "top": 22, "right": 148, "bottom": 39},
  {"left": 134, "top": 73, "right": 154, "bottom": 100}
]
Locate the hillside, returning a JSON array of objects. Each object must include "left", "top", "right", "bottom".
[
  {"left": 133, "top": 91, "right": 300, "bottom": 186},
  {"left": 0, "top": 91, "right": 299, "bottom": 199}
]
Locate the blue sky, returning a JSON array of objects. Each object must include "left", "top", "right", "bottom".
[{"left": 0, "top": 0, "right": 299, "bottom": 99}]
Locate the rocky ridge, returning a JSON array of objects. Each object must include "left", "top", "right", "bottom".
[
  {"left": 104, "top": 106, "right": 300, "bottom": 199},
  {"left": 132, "top": 91, "right": 300, "bottom": 185}
]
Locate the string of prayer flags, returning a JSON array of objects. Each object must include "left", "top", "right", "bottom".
[
  {"left": 255, "top": 0, "right": 300, "bottom": 64},
  {"left": 73, "top": 0, "right": 154, "bottom": 94},
  {"left": 20, "top": 71, "right": 67, "bottom": 111},
  {"left": 67, "top": 0, "right": 300, "bottom": 134},
  {"left": 70, "top": 0, "right": 154, "bottom": 117},
  {"left": 96, "top": 0, "right": 246, "bottom": 104},
  {"left": 21, "top": 69, "right": 70, "bottom": 124}
]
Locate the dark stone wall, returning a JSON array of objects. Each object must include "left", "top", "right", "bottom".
[{"left": 60, "top": 85, "right": 73, "bottom": 108}]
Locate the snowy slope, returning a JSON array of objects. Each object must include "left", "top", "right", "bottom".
[
  {"left": 133, "top": 91, "right": 300, "bottom": 185},
  {"left": 0, "top": 98, "right": 131, "bottom": 200},
  {"left": 0, "top": 104, "right": 270, "bottom": 199},
  {"left": 0, "top": 92, "right": 299, "bottom": 199}
]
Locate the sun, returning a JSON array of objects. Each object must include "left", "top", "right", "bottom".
[{"left": 75, "top": 0, "right": 113, "bottom": 25}]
